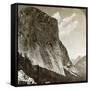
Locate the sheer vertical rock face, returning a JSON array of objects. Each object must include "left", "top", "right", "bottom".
[{"left": 18, "top": 7, "right": 72, "bottom": 76}]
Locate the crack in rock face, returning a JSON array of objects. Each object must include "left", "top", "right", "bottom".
[{"left": 18, "top": 7, "right": 72, "bottom": 77}]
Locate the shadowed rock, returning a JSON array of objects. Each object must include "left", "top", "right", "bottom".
[{"left": 18, "top": 53, "right": 78, "bottom": 84}]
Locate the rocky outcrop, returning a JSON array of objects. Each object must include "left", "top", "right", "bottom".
[
  {"left": 18, "top": 70, "right": 36, "bottom": 85},
  {"left": 18, "top": 53, "right": 77, "bottom": 84},
  {"left": 18, "top": 6, "right": 73, "bottom": 83}
]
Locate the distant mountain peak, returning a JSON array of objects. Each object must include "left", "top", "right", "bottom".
[{"left": 73, "top": 56, "right": 86, "bottom": 65}]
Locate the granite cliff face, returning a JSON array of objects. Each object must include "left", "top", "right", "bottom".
[{"left": 18, "top": 7, "right": 72, "bottom": 81}]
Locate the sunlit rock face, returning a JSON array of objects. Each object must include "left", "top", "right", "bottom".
[
  {"left": 18, "top": 70, "right": 36, "bottom": 85},
  {"left": 18, "top": 7, "right": 72, "bottom": 76}
]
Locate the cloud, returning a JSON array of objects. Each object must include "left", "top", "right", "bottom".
[
  {"left": 52, "top": 12, "right": 62, "bottom": 23},
  {"left": 52, "top": 12, "right": 78, "bottom": 37},
  {"left": 59, "top": 20, "right": 78, "bottom": 36}
]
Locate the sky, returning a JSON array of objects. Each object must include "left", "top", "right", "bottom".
[{"left": 18, "top": 5, "right": 86, "bottom": 60}]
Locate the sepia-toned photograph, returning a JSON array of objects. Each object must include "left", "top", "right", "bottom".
[{"left": 15, "top": 4, "right": 88, "bottom": 86}]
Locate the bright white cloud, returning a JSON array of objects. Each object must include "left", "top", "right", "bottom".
[
  {"left": 59, "top": 20, "right": 78, "bottom": 36},
  {"left": 52, "top": 12, "right": 62, "bottom": 23},
  {"left": 52, "top": 12, "right": 78, "bottom": 37}
]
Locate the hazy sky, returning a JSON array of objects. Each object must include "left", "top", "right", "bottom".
[{"left": 18, "top": 5, "right": 86, "bottom": 59}]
